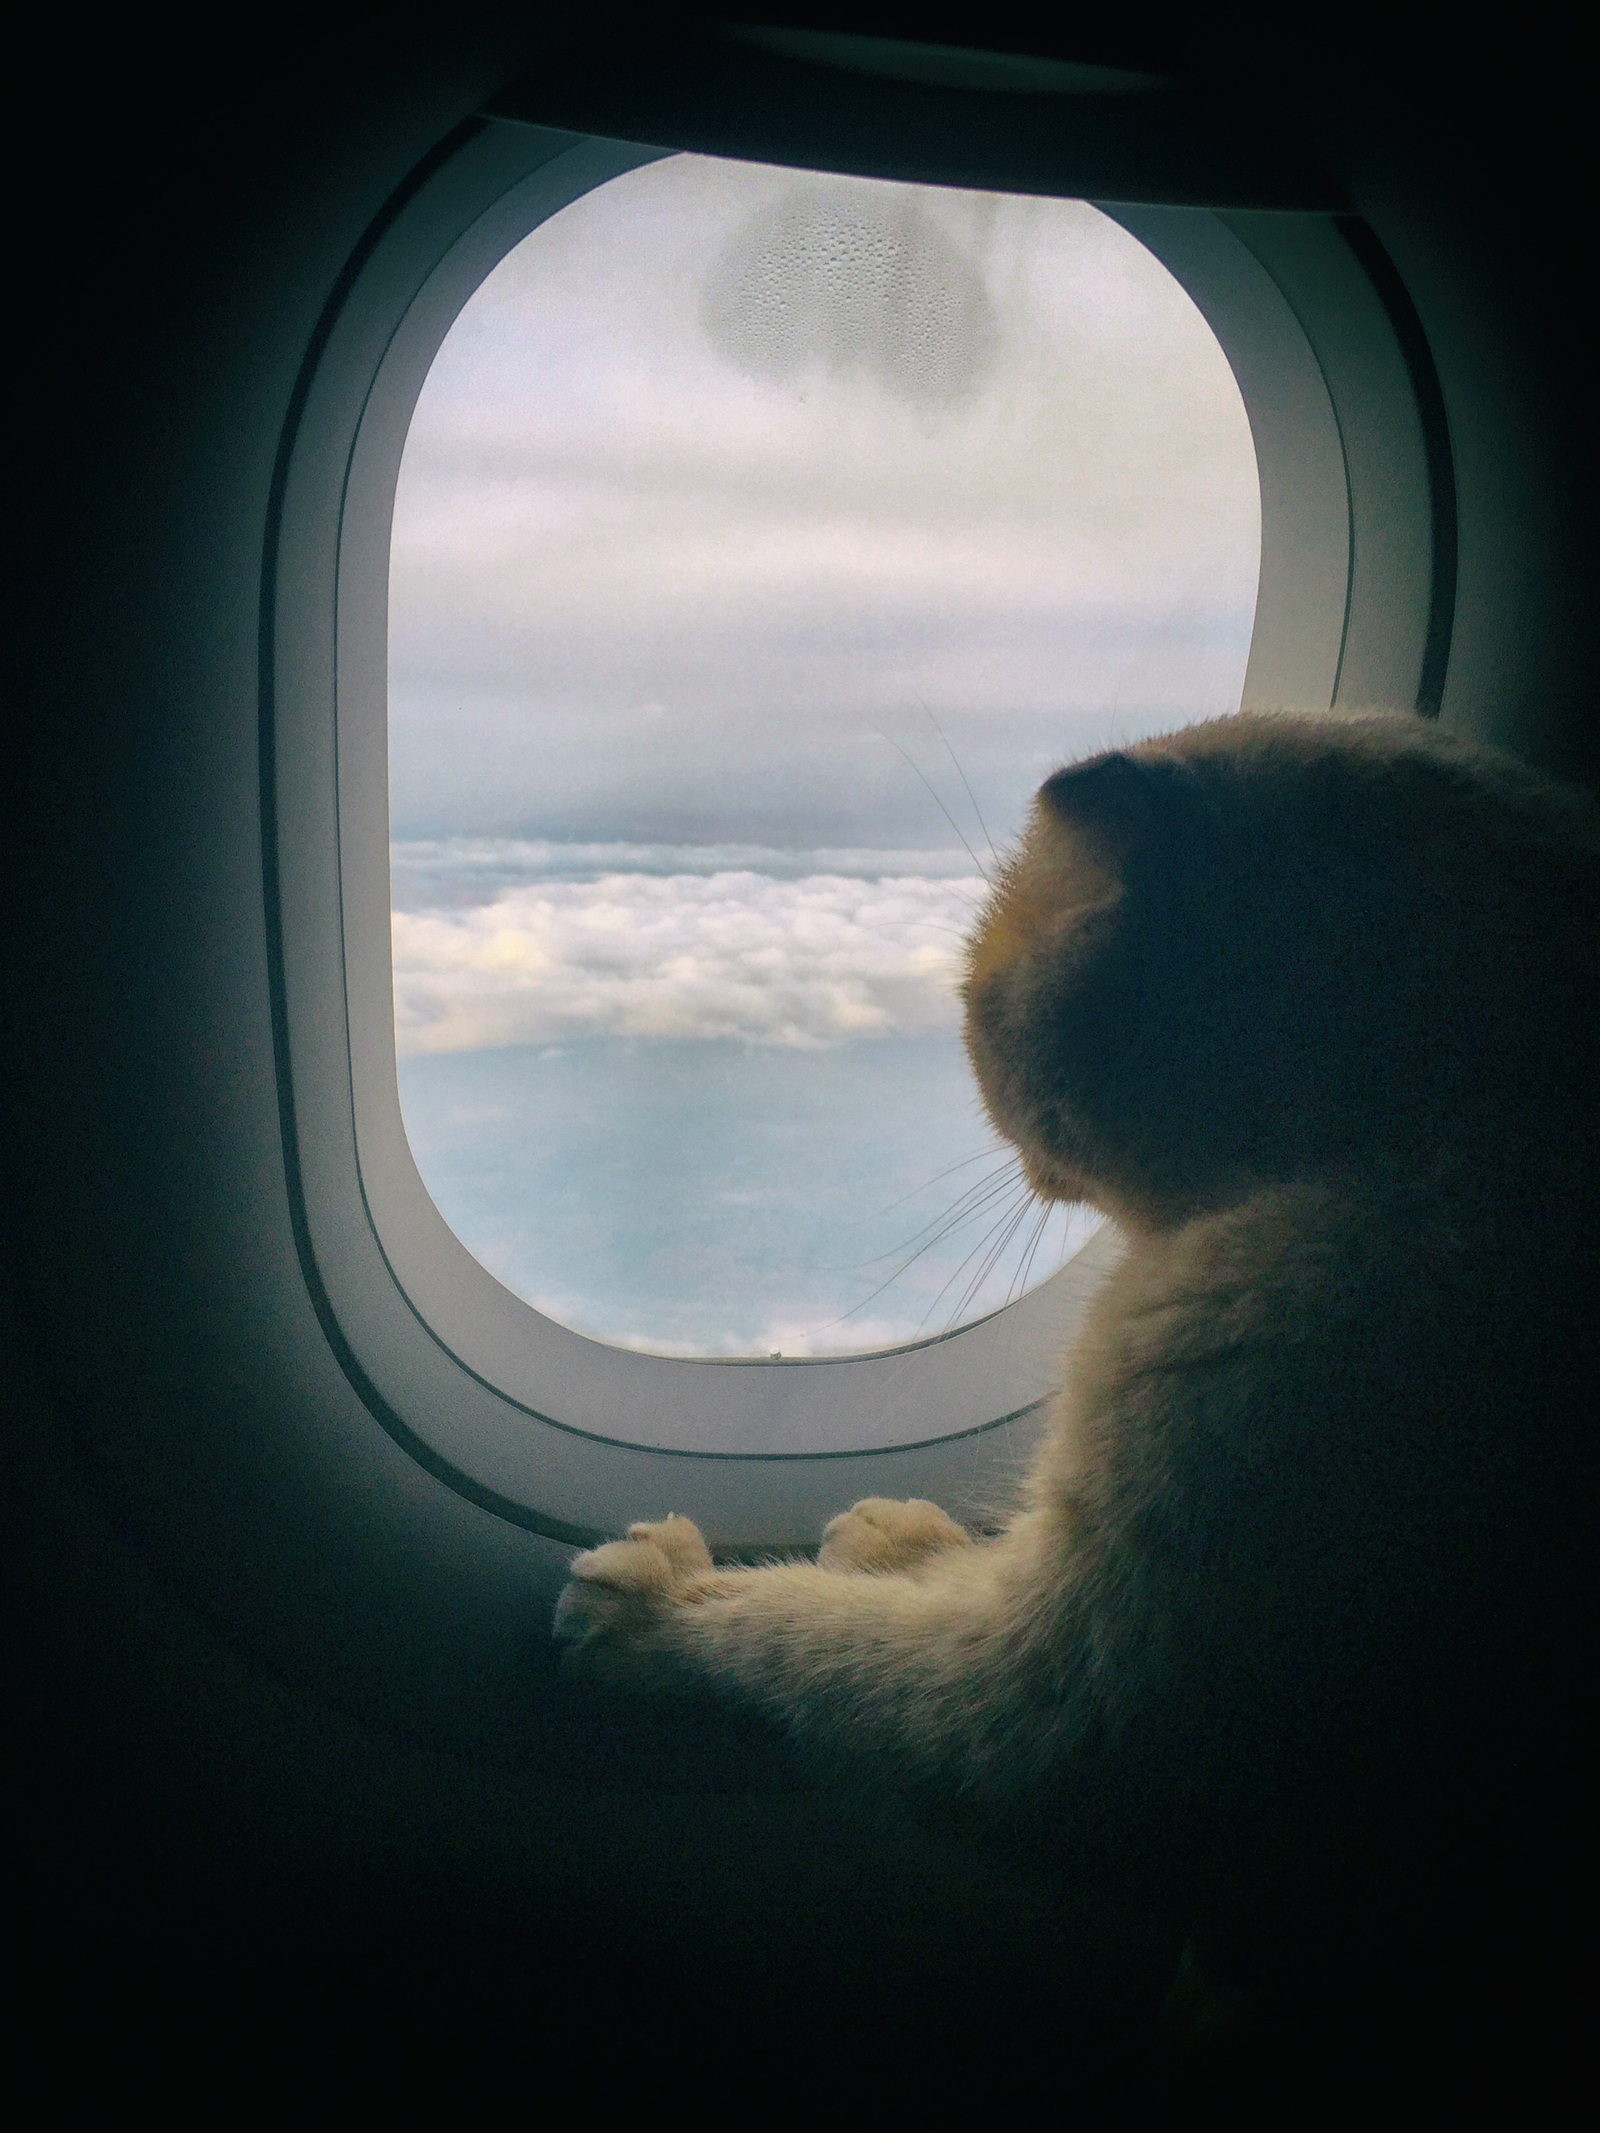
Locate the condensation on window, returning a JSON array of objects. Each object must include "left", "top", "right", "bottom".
[{"left": 389, "top": 154, "right": 1259, "bottom": 1357}]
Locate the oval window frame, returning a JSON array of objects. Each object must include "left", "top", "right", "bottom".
[{"left": 267, "top": 112, "right": 1446, "bottom": 1548}]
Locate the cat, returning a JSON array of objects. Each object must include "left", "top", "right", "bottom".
[{"left": 553, "top": 709, "right": 1596, "bottom": 2029}]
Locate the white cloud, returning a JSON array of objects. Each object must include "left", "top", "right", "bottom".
[
  {"left": 392, "top": 869, "right": 985, "bottom": 1055},
  {"left": 601, "top": 1312, "right": 945, "bottom": 1360}
]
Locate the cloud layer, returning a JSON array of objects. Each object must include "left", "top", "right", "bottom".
[{"left": 393, "top": 865, "right": 984, "bottom": 1055}]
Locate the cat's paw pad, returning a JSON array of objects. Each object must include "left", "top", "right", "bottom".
[
  {"left": 817, "top": 1497, "right": 972, "bottom": 1574},
  {"left": 553, "top": 1513, "right": 714, "bottom": 1665}
]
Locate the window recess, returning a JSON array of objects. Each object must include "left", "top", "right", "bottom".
[{"left": 267, "top": 47, "right": 1447, "bottom": 1549}]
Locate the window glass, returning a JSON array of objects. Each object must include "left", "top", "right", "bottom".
[{"left": 390, "top": 154, "right": 1259, "bottom": 1356}]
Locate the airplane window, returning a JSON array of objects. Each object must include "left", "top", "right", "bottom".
[{"left": 388, "top": 152, "right": 1259, "bottom": 1360}]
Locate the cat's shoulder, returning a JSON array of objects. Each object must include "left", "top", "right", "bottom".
[{"left": 1065, "top": 1162, "right": 1587, "bottom": 1451}]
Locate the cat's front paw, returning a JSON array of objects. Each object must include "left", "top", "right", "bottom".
[
  {"left": 817, "top": 1497, "right": 973, "bottom": 1575},
  {"left": 553, "top": 1514, "right": 714, "bottom": 1678}
]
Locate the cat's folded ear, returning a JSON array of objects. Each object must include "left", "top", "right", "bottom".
[{"left": 1036, "top": 750, "right": 1207, "bottom": 876}]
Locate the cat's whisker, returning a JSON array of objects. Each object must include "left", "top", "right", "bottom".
[
  {"left": 837, "top": 1146, "right": 1015, "bottom": 1231},
  {"left": 866, "top": 722, "right": 994, "bottom": 884},
  {"left": 846, "top": 1157, "right": 1024, "bottom": 1267},
  {"left": 808, "top": 1192, "right": 1017, "bottom": 1325},
  {"left": 940, "top": 1191, "right": 1038, "bottom": 1333},
  {"left": 1022, "top": 1202, "right": 1055, "bottom": 1296},
  {"left": 907, "top": 1219, "right": 1027, "bottom": 1341},
  {"left": 908, "top": 1182, "right": 1036, "bottom": 1338},
  {"left": 814, "top": 1168, "right": 1031, "bottom": 1336},
  {"left": 1006, "top": 1198, "right": 1053, "bottom": 1310},
  {"left": 853, "top": 919, "right": 981, "bottom": 943},
  {"left": 921, "top": 703, "right": 999, "bottom": 877},
  {"left": 871, "top": 1176, "right": 1030, "bottom": 1277},
  {"left": 963, "top": 1206, "right": 1039, "bottom": 1328},
  {"left": 820, "top": 1171, "right": 1024, "bottom": 1301}
]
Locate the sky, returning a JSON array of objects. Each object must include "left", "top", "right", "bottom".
[{"left": 389, "top": 152, "right": 1259, "bottom": 1356}]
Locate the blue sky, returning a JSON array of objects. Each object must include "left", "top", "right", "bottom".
[{"left": 388, "top": 152, "right": 1259, "bottom": 1353}]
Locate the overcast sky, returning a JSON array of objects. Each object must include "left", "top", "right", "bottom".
[
  {"left": 389, "top": 152, "right": 1258, "bottom": 852},
  {"left": 387, "top": 154, "right": 1259, "bottom": 1357}
]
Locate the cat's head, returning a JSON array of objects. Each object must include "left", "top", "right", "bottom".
[{"left": 962, "top": 712, "right": 1598, "bottom": 1226}]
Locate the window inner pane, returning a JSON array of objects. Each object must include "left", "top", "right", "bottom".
[{"left": 390, "top": 155, "right": 1259, "bottom": 1356}]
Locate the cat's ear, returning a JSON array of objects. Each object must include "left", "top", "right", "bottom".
[{"left": 1036, "top": 751, "right": 1195, "bottom": 875}]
